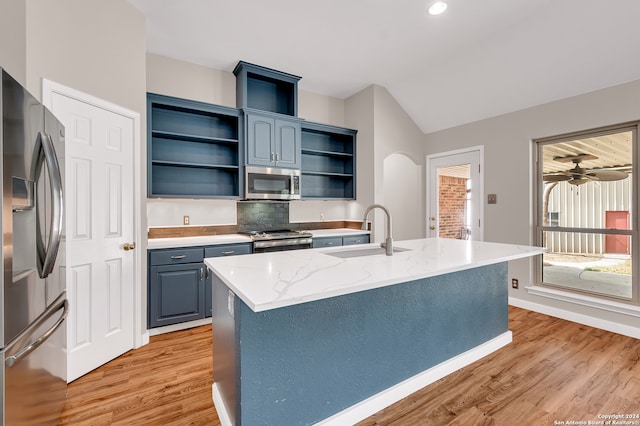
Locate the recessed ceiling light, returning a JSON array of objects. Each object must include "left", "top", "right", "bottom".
[{"left": 428, "top": 1, "right": 448, "bottom": 15}]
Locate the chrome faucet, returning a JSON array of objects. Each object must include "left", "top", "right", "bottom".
[{"left": 361, "top": 204, "right": 393, "bottom": 255}]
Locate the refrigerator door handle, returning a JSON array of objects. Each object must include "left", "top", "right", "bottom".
[
  {"left": 32, "top": 131, "right": 64, "bottom": 279},
  {"left": 5, "top": 292, "right": 68, "bottom": 368}
]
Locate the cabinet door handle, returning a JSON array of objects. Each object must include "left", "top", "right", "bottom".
[
  {"left": 271, "top": 152, "right": 275, "bottom": 162},
  {"left": 275, "top": 152, "right": 280, "bottom": 162},
  {"left": 200, "top": 267, "right": 204, "bottom": 281},
  {"left": 221, "top": 251, "right": 236, "bottom": 255},
  {"left": 170, "top": 254, "right": 187, "bottom": 259}
]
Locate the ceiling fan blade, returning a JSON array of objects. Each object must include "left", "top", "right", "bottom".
[
  {"left": 588, "top": 170, "right": 629, "bottom": 181},
  {"left": 543, "top": 174, "right": 572, "bottom": 182}
]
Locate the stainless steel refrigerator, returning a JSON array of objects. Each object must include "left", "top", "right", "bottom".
[{"left": 1, "top": 69, "right": 68, "bottom": 425}]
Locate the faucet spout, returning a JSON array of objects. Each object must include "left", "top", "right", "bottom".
[{"left": 361, "top": 204, "right": 393, "bottom": 255}]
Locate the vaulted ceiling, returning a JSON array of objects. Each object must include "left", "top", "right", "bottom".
[{"left": 128, "top": 0, "right": 640, "bottom": 134}]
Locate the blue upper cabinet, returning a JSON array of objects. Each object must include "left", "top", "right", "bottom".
[
  {"left": 301, "top": 121, "right": 357, "bottom": 200},
  {"left": 245, "top": 110, "right": 301, "bottom": 169},
  {"left": 234, "top": 61, "right": 301, "bottom": 116},
  {"left": 147, "top": 93, "right": 242, "bottom": 198}
]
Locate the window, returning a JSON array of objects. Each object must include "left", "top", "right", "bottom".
[{"left": 535, "top": 123, "right": 638, "bottom": 304}]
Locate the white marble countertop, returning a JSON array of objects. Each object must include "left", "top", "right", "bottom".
[
  {"left": 147, "top": 234, "right": 252, "bottom": 249},
  {"left": 205, "top": 237, "right": 547, "bottom": 313}
]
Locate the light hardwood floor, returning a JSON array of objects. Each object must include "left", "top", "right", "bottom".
[{"left": 59, "top": 307, "right": 640, "bottom": 425}]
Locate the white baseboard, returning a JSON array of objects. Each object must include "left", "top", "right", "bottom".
[
  {"left": 148, "top": 318, "right": 212, "bottom": 337},
  {"left": 509, "top": 295, "right": 640, "bottom": 339},
  {"left": 212, "top": 383, "right": 233, "bottom": 426}
]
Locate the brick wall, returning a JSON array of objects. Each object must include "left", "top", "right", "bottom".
[{"left": 439, "top": 176, "right": 468, "bottom": 239}]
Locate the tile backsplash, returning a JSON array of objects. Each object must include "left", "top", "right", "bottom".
[{"left": 237, "top": 201, "right": 290, "bottom": 231}]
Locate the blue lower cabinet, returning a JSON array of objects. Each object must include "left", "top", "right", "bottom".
[
  {"left": 342, "top": 234, "right": 370, "bottom": 245},
  {"left": 148, "top": 243, "right": 253, "bottom": 328},
  {"left": 204, "top": 243, "right": 252, "bottom": 317},
  {"left": 149, "top": 263, "right": 205, "bottom": 328},
  {"left": 312, "top": 234, "right": 370, "bottom": 248},
  {"left": 312, "top": 236, "right": 342, "bottom": 248}
]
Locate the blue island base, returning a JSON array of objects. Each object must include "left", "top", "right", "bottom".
[{"left": 212, "top": 263, "right": 510, "bottom": 425}]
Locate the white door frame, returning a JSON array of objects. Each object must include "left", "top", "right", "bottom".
[
  {"left": 42, "top": 79, "right": 147, "bottom": 349},
  {"left": 426, "top": 145, "right": 484, "bottom": 241}
]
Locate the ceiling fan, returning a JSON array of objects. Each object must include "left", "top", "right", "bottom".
[{"left": 543, "top": 154, "right": 630, "bottom": 186}]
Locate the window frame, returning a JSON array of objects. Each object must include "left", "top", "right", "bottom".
[{"left": 533, "top": 122, "right": 639, "bottom": 306}]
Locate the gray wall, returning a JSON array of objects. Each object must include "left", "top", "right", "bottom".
[
  {"left": 344, "top": 85, "right": 425, "bottom": 242},
  {"left": 24, "top": 0, "right": 148, "bottom": 333},
  {"left": 0, "top": 0, "right": 26, "bottom": 84},
  {"left": 424, "top": 79, "right": 640, "bottom": 331}
]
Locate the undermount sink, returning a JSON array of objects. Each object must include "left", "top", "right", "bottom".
[{"left": 326, "top": 246, "right": 411, "bottom": 258}]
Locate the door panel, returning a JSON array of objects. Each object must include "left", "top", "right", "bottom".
[
  {"left": 50, "top": 92, "right": 135, "bottom": 382},
  {"left": 247, "top": 114, "right": 274, "bottom": 166},
  {"left": 426, "top": 148, "right": 483, "bottom": 241},
  {"left": 275, "top": 119, "right": 301, "bottom": 168}
]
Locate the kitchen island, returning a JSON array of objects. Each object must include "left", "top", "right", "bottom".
[{"left": 205, "top": 238, "right": 545, "bottom": 425}]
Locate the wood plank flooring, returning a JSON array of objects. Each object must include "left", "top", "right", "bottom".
[{"left": 59, "top": 307, "right": 640, "bottom": 425}]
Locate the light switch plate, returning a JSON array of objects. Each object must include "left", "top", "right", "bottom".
[{"left": 488, "top": 194, "right": 497, "bottom": 204}]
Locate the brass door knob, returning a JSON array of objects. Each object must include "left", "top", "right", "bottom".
[
  {"left": 430, "top": 226, "right": 436, "bottom": 230},
  {"left": 123, "top": 242, "right": 136, "bottom": 251}
]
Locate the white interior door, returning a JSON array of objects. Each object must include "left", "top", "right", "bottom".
[
  {"left": 426, "top": 147, "right": 484, "bottom": 241},
  {"left": 45, "top": 86, "right": 138, "bottom": 382}
]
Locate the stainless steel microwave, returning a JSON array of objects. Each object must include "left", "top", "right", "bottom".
[{"left": 245, "top": 166, "right": 301, "bottom": 200}]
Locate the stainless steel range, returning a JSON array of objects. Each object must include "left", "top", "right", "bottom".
[{"left": 242, "top": 230, "right": 313, "bottom": 253}]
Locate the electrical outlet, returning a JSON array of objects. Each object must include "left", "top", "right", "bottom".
[
  {"left": 511, "top": 278, "right": 519, "bottom": 289},
  {"left": 320, "top": 212, "right": 325, "bottom": 220},
  {"left": 183, "top": 215, "right": 190, "bottom": 226}
]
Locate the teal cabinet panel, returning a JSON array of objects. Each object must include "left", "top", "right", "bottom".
[
  {"left": 246, "top": 113, "right": 276, "bottom": 167},
  {"left": 245, "top": 110, "right": 301, "bottom": 169},
  {"left": 301, "top": 121, "right": 357, "bottom": 200},
  {"left": 312, "top": 237, "right": 342, "bottom": 248},
  {"left": 275, "top": 119, "right": 301, "bottom": 168},
  {"left": 312, "top": 235, "right": 369, "bottom": 248},
  {"left": 149, "top": 263, "right": 205, "bottom": 328},
  {"left": 149, "top": 247, "right": 204, "bottom": 266},
  {"left": 204, "top": 243, "right": 252, "bottom": 317},
  {"left": 234, "top": 61, "right": 301, "bottom": 116},
  {"left": 148, "top": 243, "right": 253, "bottom": 328},
  {"left": 342, "top": 235, "right": 370, "bottom": 245},
  {"left": 147, "top": 93, "right": 242, "bottom": 198}
]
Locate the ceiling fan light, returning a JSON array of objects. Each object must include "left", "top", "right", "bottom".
[{"left": 428, "top": 1, "right": 448, "bottom": 15}]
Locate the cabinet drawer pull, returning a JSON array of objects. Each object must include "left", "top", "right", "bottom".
[
  {"left": 354, "top": 239, "right": 361, "bottom": 243},
  {"left": 170, "top": 254, "right": 187, "bottom": 259},
  {"left": 324, "top": 242, "right": 334, "bottom": 246},
  {"left": 221, "top": 251, "right": 236, "bottom": 255}
]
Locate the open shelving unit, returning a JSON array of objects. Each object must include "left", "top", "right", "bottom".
[
  {"left": 234, "top": 61, "right": 301, "bottom": 117},
  {"left": 147, "top": 94, "right": 242, "bottom": 198},
  {"left": 301, "top": 121, "right": 357, "bottom": 199}
]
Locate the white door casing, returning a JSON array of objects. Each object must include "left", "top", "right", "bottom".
[
  {"left": 42, "top": 80, "right": 145, "bottom": 382},
  {"left": 426, "top": 146, "right": 484, "bottom": 241}
]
